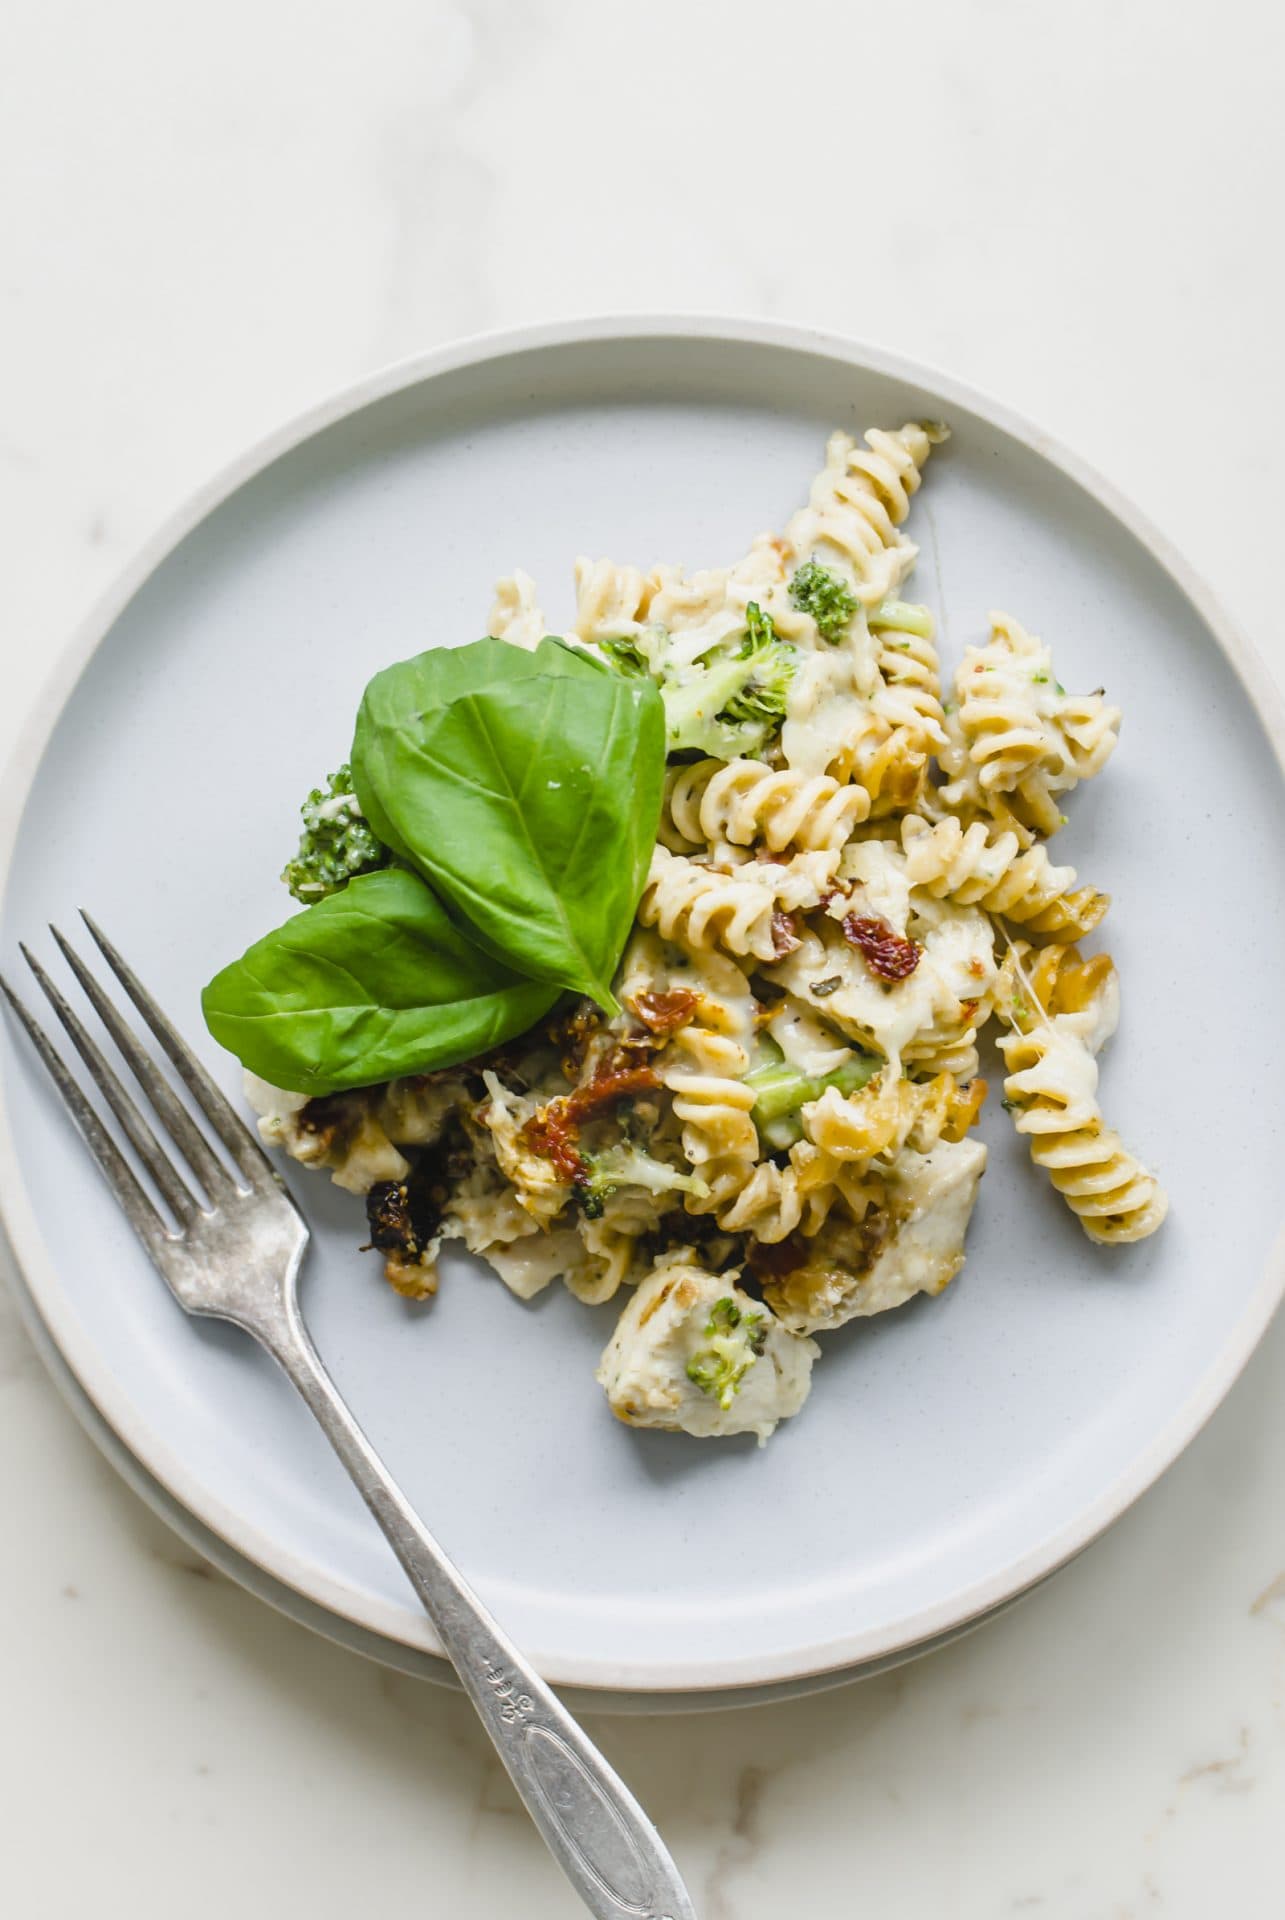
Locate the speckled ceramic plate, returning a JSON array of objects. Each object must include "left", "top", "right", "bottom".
[{"left": 1, "top": 319, "right": 1282, "bottom": 1699}]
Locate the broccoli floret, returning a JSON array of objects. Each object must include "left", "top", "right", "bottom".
[
  {"left": 281, "top": 765, "right": 388, "bottom": 904},
  {"left": 870, "top": 599, "right": 935, "bottom": 639},
  {"left": 685, "top": 1295, "right": 769, "bottom": 1409},
  {"left": 577, "top": 1142, "right": 709, "bottom": 1218},
  {"left": 745, "top": 1043, "right": 880, "bottom": 1150},
  {"left": 789, "top": 559, "right": 859, "bottom": 643},
  {"left": 597, "top": 605, "right": 798, "bottom": 761},
  {"left": 721, "top": 605, "right": 798, "bottom": 728},
  {"left": 661, "top": 603, "right": 798, "bottom": 759}
]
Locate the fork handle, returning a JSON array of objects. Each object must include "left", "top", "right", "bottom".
[{"left": 259, "top": 1307, "right": 696, "bottom": 1920}]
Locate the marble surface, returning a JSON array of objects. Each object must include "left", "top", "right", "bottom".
[{"left": 1, "top": 1, "right": 1283, "bottom": 1913}]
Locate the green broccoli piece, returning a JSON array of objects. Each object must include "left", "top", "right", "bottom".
[
  {"left": 281, "top": 765, "right": 388, "bottom": 904},
  {"left": 721, "top": 605, "right": 798, "bottom": 728},
  {"left": 745, "top": 1043, "right": 881, "bottom": 1150},
  {"left": 596, "top": 635, "right": 651, "bottom": 677},
  {"left": 870, "top": 599, "right": 935, "bottom": 639},
  {"left": 576, "top": 1142, "right": 709, "bottom": 1218},
  {"left": 789, "top": 559, "right": 859, "bottom": 643},
  {"left": 685, "top": 1295, "right": 769, "bottom": 1409},
  {"left": 661, "top": 603, "right": 798, "bottom": 759}
]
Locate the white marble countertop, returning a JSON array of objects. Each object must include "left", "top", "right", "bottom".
[{"left": 2, "top": 3, "right": 1283, "bottom": 1913}]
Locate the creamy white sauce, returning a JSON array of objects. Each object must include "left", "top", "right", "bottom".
[
  {"left": 769, "top": 844, "right": 995, "bottom": 1072},
  {"left": 849, "top": 1138, "right": 986, "bottom": 1317},
  {"left": 766, "top": 1002, "right": 853, "bottom": 1077},
  {"left": 782, "top": 634, "right": 880, "bottom": 778}
]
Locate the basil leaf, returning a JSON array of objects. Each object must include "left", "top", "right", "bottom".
[
  {"left": 201, "top": 866, "right": 557, "bottom": 1096},
  {"left": 350, "top": 635, "right": 608, "bottom": 874},
  {"left": 352, "top": 640, "right": 665, "bottom": 1009}
]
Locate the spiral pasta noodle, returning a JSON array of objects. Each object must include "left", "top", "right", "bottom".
[
  {"left": 825, "top": 711, "right": 929, "bottom": 816},
  {"left": 487, "top": 569, "right": 548, "bottom": 649},
  {"left": 640, "top": 846, "right": 779, "bottom": 960},
  {"left": 571, "top": 556, "right": 650, "bottom": 642},
  {"left": 869, "top": 601, "right": 948, "bottom": 750},
  {"left": 569, "top": 1214, "right": 650, "bottom": 1306},
  {"left": 784, "top": 423, "right": 948, "bottom": 605},
  {"left": 639, "top": 845, "right": 835, "bottom": 960},
  {"left": 900, "top": 813, "right": 1110, "bottom": 940},
  {"left": 938, "top": 612, "right": 1121, "bottom": 839},
  {"left": 713, "top": 1150, "right": 839, "bottom": 1243},
  {"left": 803, "top": 1071, "right": 986, "bottom": 1169},
  {"left": 994, "top": 942, "right": 1167, "bottom": 1244},
  {"left": 998, "top": 1031, "right": 1168, "bottom": 1244},
  {"left": 667, "top": 757, "right": 869, "bottom": 853},
  {"left": 651, "top": 950, "right": 760, "bottom": 1211}
]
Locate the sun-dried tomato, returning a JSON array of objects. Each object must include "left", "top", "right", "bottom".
[
  {"left": 520, "top": 1105, "right": 588, "bottom": 1186},
  {"left": 564, "top": 1063, "right": 661, "bottom": 1126},
  {"left": 520, "top": 1061, "right": 662, "bottom": 1186},
  {"left": 630, "top": 988, "right": 698, "bottom": 1036},
  {"left": 771, "top": 911, "right": 801, "bottom": 957},
  {"left": 842, "top": 913, "right": 922, "bottom": 981}
]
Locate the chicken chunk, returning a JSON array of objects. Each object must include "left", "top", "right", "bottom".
[
  {"left": 596, "top": 1258, "right": 818, "bottom": 1443},
  {"left": 763, "top": 1136, "right": 986, "bottom": 1334}
]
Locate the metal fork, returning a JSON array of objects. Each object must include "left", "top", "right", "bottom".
[{"left": 1, "top": 916, "right": 696, "bottom": 1920}]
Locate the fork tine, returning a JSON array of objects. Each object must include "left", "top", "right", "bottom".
[
  {"left": 49, "top": 926, "right": 238, "bottom": 1205},
  {"left": 23, "top": 943, "right": 199, "bottom": 1224},
  {"left": 0, "top": 973, "right": 169, "bottom": 1252},
  {"left": 77, "top": 912, "right": 280, "bottom": 1189}
]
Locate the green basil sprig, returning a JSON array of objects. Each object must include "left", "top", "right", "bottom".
[
  {"left": 202, "top": 866, "right": 559, "bottom": 1096},
  {"left": 352, "top": 637, "right": 665, "bottom": 1011},
  {"left": 203, "top": 635, "right": 665, "bottom": 1091}
]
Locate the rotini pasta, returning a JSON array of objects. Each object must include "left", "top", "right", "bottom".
[
  {"left": 713, "top": 1147, "right": 839, "bottom": 1243},
  {"left": 937, "top": 612, "right": 1121, "bottom": 839},
  {"left": 900, "top": 813, "right": 1109, "bottom": 940},
  {"left": 761, "top": 1136, "right": 988, "bottom": 1333},
  {"left": 488, "top": 569, "right": 548, "bottom": 649},
  {"left": 571, "top": 556, "right": 650, "bottom": 643},
  {"left": 667, "top": 757, "right": 868, "bottom": 854},
  {"left": 802, "top": 1070, "right": 986, "bottom": 1170},
  {"left": 869, "top": 600, "right": 948, "bottom": 750},
  {"left": 640, "top": 846, "right": 781, "bottom": 960},
  {"left": 825, "top": 709, "right": 929, "bottom": 816},
  {"left": 656, "top": 952, "right": 761, "bottom": 1212},
  {"left": 993, "top": 942, "right": 1167, "bottom": 1245},
  {"left": 639, "top": 844, "right": 837, "bottom": 961},
  {"left": 783, "top": 423, "right": 947, "bottom": 607}
]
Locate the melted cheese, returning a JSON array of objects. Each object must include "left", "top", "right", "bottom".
[
  {"left": 765, "top": 1002, "right": 854, "bottom": 1077},
  {"left": 768, "top": 880, "right": 994, "bottom": 1074}
]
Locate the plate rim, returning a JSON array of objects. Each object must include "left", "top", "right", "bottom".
[{"left": 2, "top": 312, "right": 1283, "bottom": 1694}]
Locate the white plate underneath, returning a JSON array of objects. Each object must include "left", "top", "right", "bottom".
[{"left": 1, "top": 318, "right": 1282, "bottom": 1698}]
